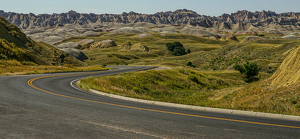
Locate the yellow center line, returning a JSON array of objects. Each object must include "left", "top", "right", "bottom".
[{"left": 27, "top": 71, "right": 300, "bottom": 129}]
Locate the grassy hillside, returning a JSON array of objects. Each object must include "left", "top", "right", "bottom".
[
  {"left": 0, "top": 16, "right": 84, "bottom": 66},
  {"left": 68, "top": 29, "right": 300, "bottom": 115},
  {"left": 217, "top": 79, "right": 300, "bottom": 116},
  {"left": 11, "top": 19, "right": 297, "bottom": 115},
  {"left": 218, "top": 45, "right": 300, "bottom": 115},
  {"left": 61, "top": 33, "right": 229, "bottom": 66},
  {"left": 78, "top": 63, "right": 300, "bottom": 115},
  {"left": 60, "top": 31, "right": 299, "bottom": 73},
  {"left": 78, "top": 68, "right": 272, "bottom": 109},
  {"left": 194, "top": 39, "right": 300, "bottom": 72}
]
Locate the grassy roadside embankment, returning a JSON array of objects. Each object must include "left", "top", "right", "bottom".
[
  {"left": 0, "top": 60, "right": 108, "bottom": 75},
  {"left": 77, "top": 68, "right": 283, "bottom": 113}
]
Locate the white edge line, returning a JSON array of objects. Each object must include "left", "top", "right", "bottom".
[
  {"left": 70, "top": 79, "right": 300, "bottom": 121},
  {"left": 70, "top": 79, "right": 85, "bottom": 92}
]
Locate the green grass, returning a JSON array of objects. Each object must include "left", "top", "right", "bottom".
[
  {"left": 78, "top": 68, "right": 271, "bottom": 106},
  {"left": 0, "top": 60, "right": 108, "bottom": 75},
  {"left": 77, "top": 66, "right": 300, "bottom": 115},
  {"left": 57, "top": 31, "right": 300, "bottom": 115},
  {"left": 74, "top": 32, "right": 231, "bottom": 66},
  {"left": 61, "top": 32, "right": 299, "bottom": 72},
  {"left": 193, "top": 40, "right": 300, "bottom": 71}
]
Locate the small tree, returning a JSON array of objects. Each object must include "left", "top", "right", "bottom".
[
  {"left": 166, "top": 42, "right": 187, "bottom": 56},
  {"left": 234, "top": 62, "right": 259, "bottom": 83},
  {"left": 187, "top": 61, "right": 195, "bottom": 68},
  {"left": 187, "top": 49, "right": 191, "bottom": 54}
]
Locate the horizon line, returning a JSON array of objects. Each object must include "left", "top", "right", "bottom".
[{"left": 1, "top": 9, "right": 298, "bottom": 17}]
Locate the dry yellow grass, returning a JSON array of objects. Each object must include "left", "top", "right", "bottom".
[
  {"left": 216, "top": 46, "right": 300, "bottom": 115},
  {"left": 268, "top": 46, "right": 300, "bottom": 88}
]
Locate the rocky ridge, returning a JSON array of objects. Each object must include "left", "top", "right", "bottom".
[
  {"left": 1, "top": 9, "right": 300, "bottom": 30},
  {"left": 1, "top": 9, "right": 299, "bottom": 47}
]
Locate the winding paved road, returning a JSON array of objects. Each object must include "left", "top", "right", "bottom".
[{"left": 0, "top": 66, "right": 299, "bottom": 138}]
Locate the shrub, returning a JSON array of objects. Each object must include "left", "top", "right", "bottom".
[
  {"left": 173, "top": 46, "right": 187, "bottom": 56},
  {"left": 234, "top": 64, "right": 245, "bottom": 74},
  {"left": 187, "top": 61, "right": 195, "bottom": 68},
  {"left": 166, "top": 42, "right": 187, "bottom": 56},
  {"left": 187, "top": 49, "right": 191, "bottom": 54},
  {"left": 234, "top": 62, "right": 259, "bottom": 83},
  {"left": 166, "top": 43, "right": 175, "bottom": 52}
]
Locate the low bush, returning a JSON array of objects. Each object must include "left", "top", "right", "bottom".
[
  {"left": 166, "top": 42, "right": 187, "bottom": 56},
  {"left": 187, "top": 49, "right": 191, "bottom": 54},
  {"left": 234, "top": 61, "right": 259, "bottom": 83},
  {"left": 187, "top": 61, "right": 195, "bottom": 68}
]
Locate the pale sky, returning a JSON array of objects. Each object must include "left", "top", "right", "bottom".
[{"left": 1, "top": 0, "right": 299, "bottom": 16}]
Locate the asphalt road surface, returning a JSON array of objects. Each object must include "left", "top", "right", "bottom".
[{"left": 0, "top": 66, "right": 299, "bottom": 139}]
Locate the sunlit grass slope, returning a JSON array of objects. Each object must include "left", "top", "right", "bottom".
[{"left": 78, "top": 68, "right": 271, "bottom": 106}]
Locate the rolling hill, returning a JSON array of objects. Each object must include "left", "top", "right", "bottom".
[{"left": 0, "top": 16, "right": 84, "bottom": 66}]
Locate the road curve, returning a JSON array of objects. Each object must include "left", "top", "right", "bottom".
[{"left": 0, "top": 66, "right": 299, "bottom": 138}]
